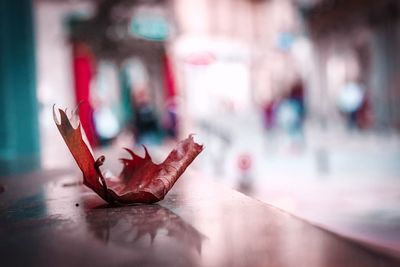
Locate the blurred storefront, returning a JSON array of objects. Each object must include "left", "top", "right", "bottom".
[
  {"left": 66, "top": 0, "right": 176, "bottom": 146},
  {"left": 300, "top": 0, "right": 400, "bottom": 131},
  {"left": 172, "top": 0, "right": 304, "bottom": 134},
  {"left": 35, "top": 0, "right": 180, "bottom": 166}
]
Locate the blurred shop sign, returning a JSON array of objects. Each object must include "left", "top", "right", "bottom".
[
  {"left": 130, "top": 12, "right": 170, "bottom": 41},
  {"left": 175, "top": 36, "right": 250, "bottom": 64},
  {"left": 183, "top": 51, "right": 216, "bottom": 66}
]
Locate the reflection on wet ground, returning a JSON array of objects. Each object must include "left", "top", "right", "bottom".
[
  {"left": 0, "top": 171, "right": 205, "bottom": 266},
  {"left": 86, "top": 204, "right": 205, "bottom": 253}
]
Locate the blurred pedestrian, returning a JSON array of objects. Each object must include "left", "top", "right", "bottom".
[
  {"left": 262, "top": 99, "right": 278, "bottom": 131},
  {"left": 132, "top": 88, "right": 160, "bottom": 144},
  {"left": 337, "top": 81, "right": 365, "bottom": 130},
  {"left": 276, "top": 78, "right": 306, "bottom": 148}
]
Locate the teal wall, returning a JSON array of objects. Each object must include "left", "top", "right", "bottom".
[{"left": 0, "top": 0, "right": 40, "bottom": 175}]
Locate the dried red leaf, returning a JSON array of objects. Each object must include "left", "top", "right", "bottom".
[{"left": 53, "top": 106, "right": 203, "bottom": 205}]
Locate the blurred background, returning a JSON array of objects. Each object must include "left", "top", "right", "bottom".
[{"left": 1, "top": 0, "right": 400, "bottom": 256}]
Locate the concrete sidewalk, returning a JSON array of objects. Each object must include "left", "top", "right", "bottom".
[{"left": 195, "top": 116, "right": 400, "bottom": 256}]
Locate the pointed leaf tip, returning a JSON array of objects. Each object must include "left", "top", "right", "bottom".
[
  {"left": 142, "top": 145, "right": 152, "bottom": 160},
  {"left": 52, "top": 104, "right": 59, "bottom": 125},
  {"left": 123, "top": 147, "right": 139, "bottom": 160}
]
